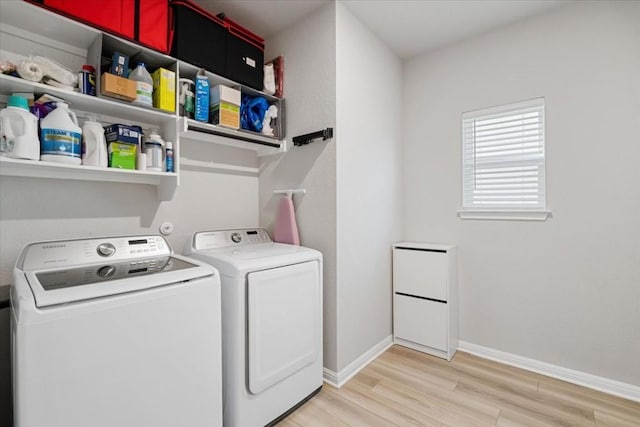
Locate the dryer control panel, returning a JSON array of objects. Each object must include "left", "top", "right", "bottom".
[{"left": 192, "top": 229, "right": 272, "bottom": 250}]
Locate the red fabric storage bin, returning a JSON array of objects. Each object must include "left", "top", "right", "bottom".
[{"left": 36, "top": 0, "right": 170, "bottom": 53}]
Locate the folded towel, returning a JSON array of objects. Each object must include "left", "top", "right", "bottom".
[{"left": 274, "top": 196, "right": 300, "bottom": 245}]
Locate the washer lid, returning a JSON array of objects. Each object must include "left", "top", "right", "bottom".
[
  {"left": 188, "top": 242, "right": 321, "bottom": 277},
  {"left": 25, "top": 255, "right": 216, "bottom": 308}
]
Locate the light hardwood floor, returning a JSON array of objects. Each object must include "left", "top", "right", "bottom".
[{"left": 276, "top": 345, "right": 640, "bottom": 426}]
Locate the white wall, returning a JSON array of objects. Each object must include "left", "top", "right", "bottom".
[
  {"left": 335, "top": 2, "right": 403, "bottom": 371},
  {"left": 0, "top": 145, "right": 260, "bottom": 285},
  {"left": 260, "top": 3, "right": 338, "bottom": 370},
  {"left": 403, "top": 1, "right": 640, "bottom": 385}
]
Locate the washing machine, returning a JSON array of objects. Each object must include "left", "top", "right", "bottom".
[
  {"left": 11, "top": 235, "right": 223, "bottom": 427},
  {"left": 186, "top": 228, "right": 323, "bottom": 427}
]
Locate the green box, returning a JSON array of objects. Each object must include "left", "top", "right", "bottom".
[{"left": 108, "top": 142, "right": 137, "bottom": 169}]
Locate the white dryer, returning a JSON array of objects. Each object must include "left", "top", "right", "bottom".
[
  {"left": 11, "top": 235, "right": 223, "bottom": 427},
  {"left": 186, "top": 228, "right": 323, "bottom": 427}
]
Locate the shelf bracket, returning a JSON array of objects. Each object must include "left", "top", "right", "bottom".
[{"left": 292, "top": 128, "right": 333, "bottom": 146}]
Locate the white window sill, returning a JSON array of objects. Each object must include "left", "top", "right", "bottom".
[{"left": 457, "top": 210, "right": 551, "bottom": 221}]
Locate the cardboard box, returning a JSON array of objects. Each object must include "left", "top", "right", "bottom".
[
  {"left": 108, "top": 142, "right": 137, "bottom": 169},
  {"left": 101, "top": 73, "right": 136, "bottom": 102},
  {"left": 209, "top": 85, "right": 240, "bottom": 129},
  {"left": 152, "top": 67, "right": 176, "bottom": 113}
]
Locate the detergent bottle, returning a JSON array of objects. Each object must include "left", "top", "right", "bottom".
[
  {"left": 40, "top": 102, "right": 82, "bottom": 164},
  {"left": 82, "top": 115, "right": 108, "bottom": 167},
  {"left": 0, "top": 95, "right": 40, "bottom": 160}
]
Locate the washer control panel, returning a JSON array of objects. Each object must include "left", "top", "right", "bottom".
[
  {"left": 20, "top": 235, "right": 171, "bottom": 270},
  {"left": 193, "top": 228, "right": 272, "bottom": 250}
]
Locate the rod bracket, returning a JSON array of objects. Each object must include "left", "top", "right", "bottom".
[{"left": 292, "top": 128, "right": 334, "bottom": 146}]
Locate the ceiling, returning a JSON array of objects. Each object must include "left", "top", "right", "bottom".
[
  {"left": 192, "top": 0, "right": 330, "bottom": 40},
  {"left": 193, "top": 0, "right": 568, "bottom": 59}
]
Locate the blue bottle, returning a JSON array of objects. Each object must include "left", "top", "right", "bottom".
[{"left": 195, "top": 69, "right": 209, "bottom": 122}]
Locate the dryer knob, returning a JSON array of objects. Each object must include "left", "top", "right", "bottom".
[
  {"left": 97, "top": 265, "right": 116, "bottom": 278},
  {"left": 97, "top": 243, "right": 116, "bottom": 257},
  {"left": 231, "top": 232, "right": 242, "bottom": 243}
]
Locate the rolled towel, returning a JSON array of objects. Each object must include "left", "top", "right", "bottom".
[
  {"left": 17, "top": 59, "right": 43, "bottom": 82},
  {"left": 273, "top": 196, "right": 300, "bottom": 245}
]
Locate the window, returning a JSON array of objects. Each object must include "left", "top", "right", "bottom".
[{"left": 459, "top": 98, "right": 550, "bottom": 220}]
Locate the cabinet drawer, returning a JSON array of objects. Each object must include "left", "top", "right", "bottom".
[
  {"left": 393, "top": 294, "right": 447, "bottom": 351},
  {"left": 394, "top": 249, "right": 447, "bottom": 300}
]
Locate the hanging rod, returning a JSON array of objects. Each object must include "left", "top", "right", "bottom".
[
  {"left": 292, "top": 128, "right": 334, "bottom": 146},
  {"left": 274, "top": 188, "right": 307, "bottom": 198}
]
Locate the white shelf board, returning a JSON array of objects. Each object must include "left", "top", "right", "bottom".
[
  {"left": 0, "top": 75, "right": 176, "bottom": 127},
  {"left": 0, "top": 156, "right": 177, "bottom": 187},
  {"left": 178, "top": 118, "right": 285, "bottom": 157}
]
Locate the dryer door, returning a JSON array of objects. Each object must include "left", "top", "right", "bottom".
[{"left": 247, "top": 260, "right": 321, "bottom": 394}]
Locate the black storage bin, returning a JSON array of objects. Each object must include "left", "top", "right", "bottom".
[
  {"left": 226, "top": 32, "right": 264, "bottom": 90},
  {"left": 170, "top": 0, "right": 226, "bottom": 76},
  {"left": 218, "top": 13, "right": 265, "bottom": 90}
]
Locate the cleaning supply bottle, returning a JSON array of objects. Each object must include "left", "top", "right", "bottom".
[
  {"left": 0, "top": 95, "right": 40, "bottom": 160},
  {"left": 144, "top": 129, "right": 165, "bottom": 171},
  {"left": 130, "top": 62, "right": 153, "bottom": 108},
  {"left": 195, "top": 69, "right": 209, "bottom": 122},
  {"left": 82, "top": 115, "right": 107, "bottom": 167},
  {"left": 40, "top": 102, "right": 82, "bottom": 164},
  {"left": 165, "top": 141, "right": 174, "bottom": 173}
]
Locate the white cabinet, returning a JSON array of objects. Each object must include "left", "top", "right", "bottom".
[
  {"left": 393, "top": 243, "right": 458, "bottom": 360},
  {"left": 0, "top": 1, "right": 286, "bottom": 201}
]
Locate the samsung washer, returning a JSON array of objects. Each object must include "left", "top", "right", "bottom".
[
  {"left": 11, "top": 235, "right": 223, "bottom": 427},
  {"left": 186, "top": 228, "right": 323, "bottom": 427}
]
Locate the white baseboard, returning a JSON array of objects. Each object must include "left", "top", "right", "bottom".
[
  {"left": 323, "top": 335, "right": 393, "bottom": 388},
  {"left": 458, "top": 341, "right": 640, "bottom": 403}
]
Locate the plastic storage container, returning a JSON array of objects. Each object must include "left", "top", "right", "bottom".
[{"left": 40, "top": 102, "right": 82, "bottom": 164}]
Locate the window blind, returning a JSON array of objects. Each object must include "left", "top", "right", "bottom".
[{"left": 462, "top": 98, "right": 545, "bottom": 210}]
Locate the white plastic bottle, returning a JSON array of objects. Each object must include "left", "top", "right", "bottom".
[
  {"left": 144, "top": 130, "right": 165, "bottom": 171},
  {"left": 40, "top": 102, "right": 82, "bottom": 164},
  {"left": 82, "top": 115, "right": 107, "bottom": 167},
  {"left": 0, "top": 95, "right": 40, "bottom": 160},
  {"left": 130, "top": 62, "right": 153, "bottom": 108}
]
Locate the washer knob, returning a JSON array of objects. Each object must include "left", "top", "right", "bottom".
[
  {"left": 97, "top": 243, "right": 116, "bottom": 257},
  {"left": 231, "top": 232, "right": 242, "bottom": 243}
]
